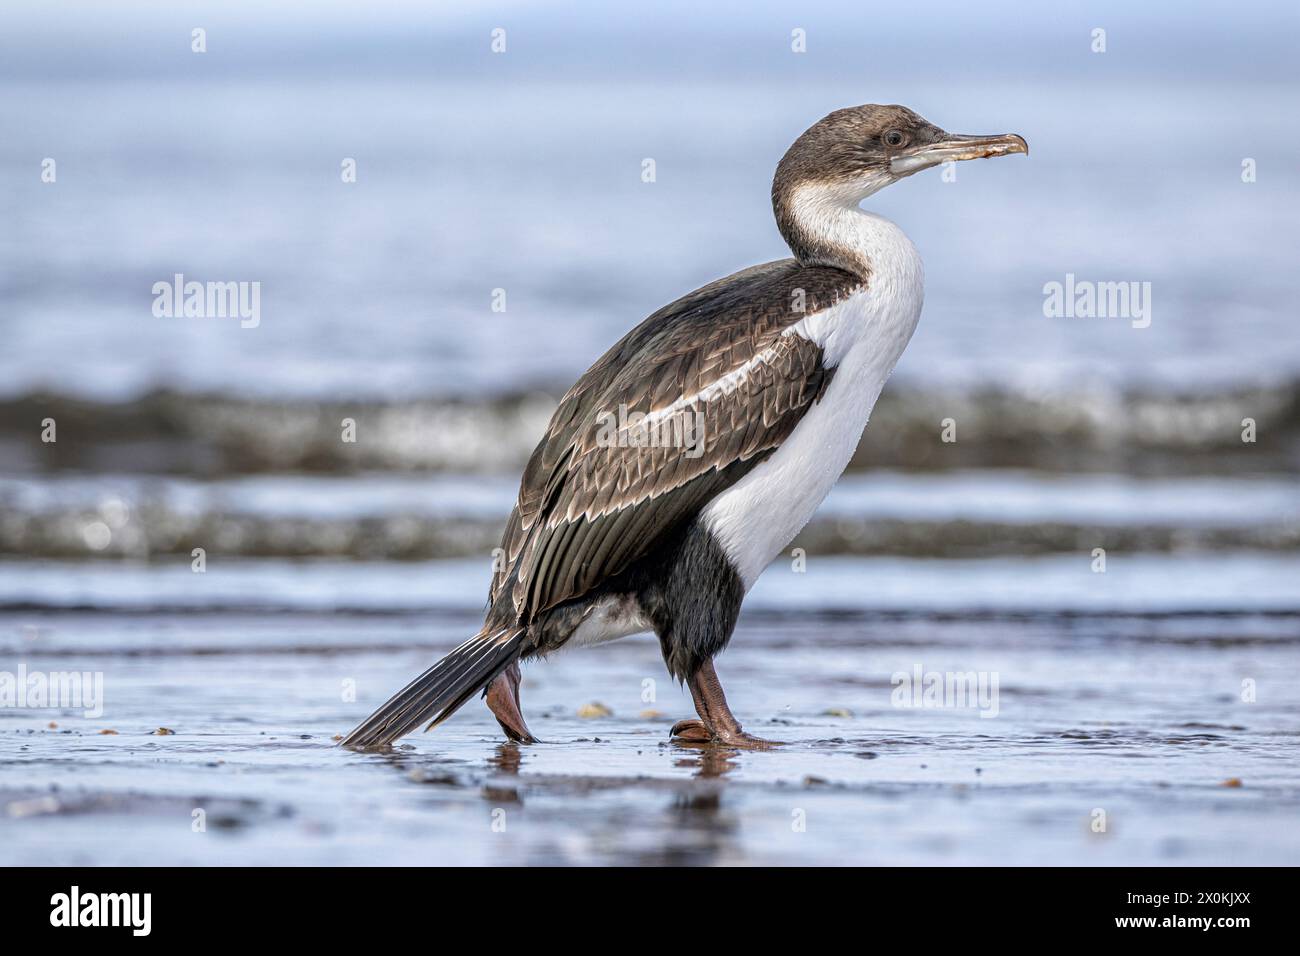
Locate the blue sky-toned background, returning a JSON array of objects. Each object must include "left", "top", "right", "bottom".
[{"left": 1, "top": 0, "right": 1297, "bottom": 400}]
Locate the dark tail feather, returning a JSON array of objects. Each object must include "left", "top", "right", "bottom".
[{"left": 340, "top": 627, "right": 524, "bottom": 750}]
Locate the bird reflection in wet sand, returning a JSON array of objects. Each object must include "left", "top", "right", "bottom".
[
  {"left": 673, "top": 743, "right": 742, "bottom": 778},
  {"left": 489, "top": 742, "right": 524, "bottom": 776},
  {"left": 656, "top": 786, "right": 739, "bottom": 866}
]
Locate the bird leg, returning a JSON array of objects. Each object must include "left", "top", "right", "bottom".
[
  {"left": 670, "top": 659, "right": 780, "bottom": 749},
  {"left": 484, "top": 660, "right": 537, "bottom": 744}
]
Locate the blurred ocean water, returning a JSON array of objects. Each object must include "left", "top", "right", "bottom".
[
  {"left": 3, "top": 1, "right": 1300, "bottom": 403},
  {"left": 0, "top": 0, "right": 1293, "bottom": 622},
  {"left": 2, "top": 74, "right": 1298, "bottom": 402},
  {"left": 1, "top": 64, "right": 1296, "bottom": 566},
  {"left": 1, "top": 7, "right": 1297, "bottom": 432}
]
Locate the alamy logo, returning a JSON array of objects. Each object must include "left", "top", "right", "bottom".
[
  {"left": 0, "top": 664, "right": 103, "bottom": 718},
  {"left": 50, "top": 886, "right": 151, "bottom": 936},
  {"left": 593, "top": 403, "right": 705, "bottom": 458},
  {"left": 891, "top": 664, "right": 1000, "bottom": 718},
  {"left": 1042, "top": 273, "right": 1151, "bottom": 328},
  {"left": 152, "top": 273, "right": 261, "bottom": 328}
]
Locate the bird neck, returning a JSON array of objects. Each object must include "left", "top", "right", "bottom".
[{"left": 773, "top": 179, "right": 893, "bottom": 279}]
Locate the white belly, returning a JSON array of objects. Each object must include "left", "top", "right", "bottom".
[
  {"left": 699, "top": 213, "right": 924, "bottom": 589},
  {"left": 567, "top": 593, "right": 653, "bottom": 648}
]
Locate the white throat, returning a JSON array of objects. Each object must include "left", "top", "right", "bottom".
[{"left": 786, "top": 177, "right": 895, "bottom": 276}]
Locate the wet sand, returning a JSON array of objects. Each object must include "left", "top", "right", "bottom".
[{"left": 3, "top": 607, "right": 1296, "bottom": 866}]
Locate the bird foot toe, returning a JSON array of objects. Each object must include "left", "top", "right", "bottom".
[
  {"left": 670, "top": 719, "right": 781, "bottom": 749},
  {"left": 713, "top": 729, "right": 783, "bottom": 750},
  {"left": 669, "top": 719, "right": 714, "bottom": 743}
]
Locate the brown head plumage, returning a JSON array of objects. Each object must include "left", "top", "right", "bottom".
[{"left": 772, "top": 104, "right": 1027, "bottom": 268}]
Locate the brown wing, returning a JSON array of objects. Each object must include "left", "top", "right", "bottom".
[{"left": 490, "top": 258, "right": 864, "bottom": 622}]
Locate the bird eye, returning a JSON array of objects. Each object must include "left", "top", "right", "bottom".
[{"left": 883, "top": 129, "right": 906, "bottom": 148}]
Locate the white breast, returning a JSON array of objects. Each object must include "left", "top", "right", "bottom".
[{"left": 699, "top": 210, "right": 924, "bottom": 589}]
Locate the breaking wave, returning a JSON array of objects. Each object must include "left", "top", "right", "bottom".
[{"left": 2, "top": 377, "right": 1297, "bottom": 477}]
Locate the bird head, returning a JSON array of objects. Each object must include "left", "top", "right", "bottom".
[
  {"left": 773, "top": 104, "right": 1028, "bottom": 205},
  {"left": 771, "top": 104, "right": 1027, "bottom": 272}
]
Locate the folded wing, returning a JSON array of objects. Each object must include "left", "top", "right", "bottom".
[{"left": 492, "top": 259, "right": 864, "bottom": 622}]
